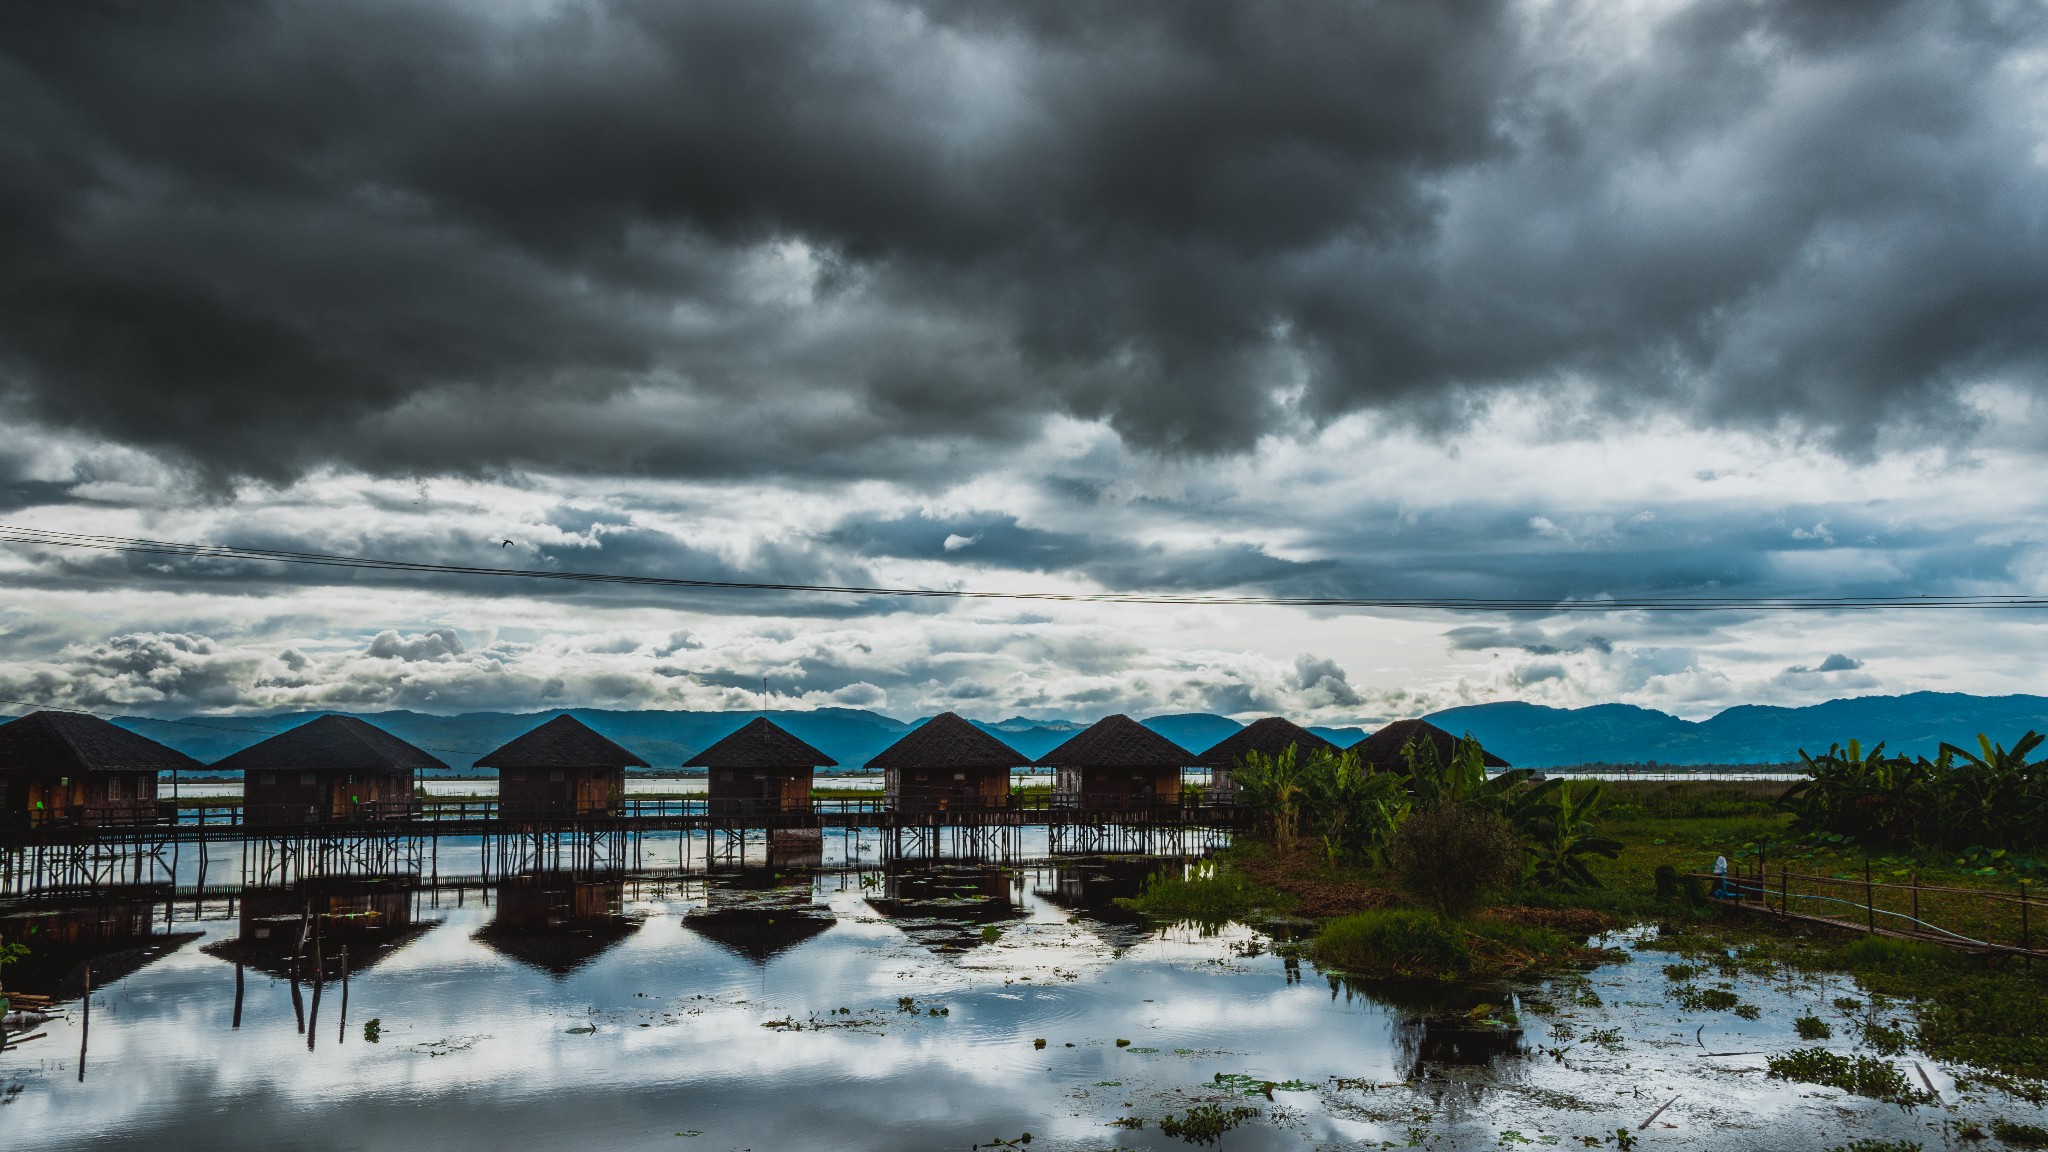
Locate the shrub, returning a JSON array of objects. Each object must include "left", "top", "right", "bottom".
[
  {"left": 1312, "top": 908, "right": 1472, "bottom": 978},
  {"left": 1385, "top": 804, "right": 1520, "bottom": 920},
  {"left": 1118, "top": 863, "right": 1284, "bottom": 929},
  {"left": 1795, "top": 1015, "right": 1833, "bottom": 1040}
]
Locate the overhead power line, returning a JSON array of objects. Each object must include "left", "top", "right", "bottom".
[{"left": 1, "top": 523, "right": 2044, "bottom": 612}]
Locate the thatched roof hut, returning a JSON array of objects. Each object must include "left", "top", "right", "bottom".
[
  {"left": 685, "top": 717, "right": 836, "bottom": 816},
  {"left": 1195, "top": 717, "right": 1340, "bottom": 797},
  {"left": 0, "top": 710, "right": 200, "bottom": 828},
  {"left": 476, "top": 715, "right": 648, "bottom": 820},
  {"left": 216, "top": 715, "right": 446, "bottom": 825},
  {"left": 1349, "top": 719, "right": 1510, "bottom": 773},
  {"left": 1036, "top": 715, "right": 1191, "bottom": 808},
  {"left": 865, "top": 712, "right": 1024, "bottom": 812}
]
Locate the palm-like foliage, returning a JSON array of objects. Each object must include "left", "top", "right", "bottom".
[
  {"left": 1781, "top": 731, "right": 2047, "bottom": 851},
  {"left": 1233, "top": 746, "right": 1305, "bottom": 852},
  {"left": 1518, "top": 779, "right": 1622, "bottom": 889}
]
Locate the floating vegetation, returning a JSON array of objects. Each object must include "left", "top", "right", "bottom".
[
  {"left": 1671, "top": 985, "right": 1739, "bottom": 1013},
  {"left": 1862, "top": 1022, "right": 1909, "bottom": 1056},
  {"left": 1993, "top": 1119, "right": 2048, "bottom": 1148},
  {"left": 1820, "top": 1141, "right": 1921, "bottom": 1152},
  {"left": 1157, "top": 1103, "right": 1260, "bottom": 1146},
  {"left": 1733, "top": 1003, "right": 1761, "bottom": 1020},
  {"left": 1794, "top": 1015, "right": 1832, "bottom": 1040},
  {"left": 1662, "top": 963, "right": 1702, "bottom": 982},
  {"left": 1765, "top": 1048, "right": 1932, "bottom": 1106},
  {"left": 362, "top": 1018, "right": 381, "bottom": 1043},
  {"left": 1209, "top": 1072, "right": 1316, "bottom": 1098}
]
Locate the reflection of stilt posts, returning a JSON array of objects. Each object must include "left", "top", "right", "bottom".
[
  {"left": 77, "top": 964, "right": 90, "bottom": 1082},
  {"left": 338, "top": 945, "right": 350, "bottom": 1045}
]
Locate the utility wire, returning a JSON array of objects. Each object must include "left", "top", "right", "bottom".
[{"left": 2, "top": 523, "right": 2045, "bottom": 612}]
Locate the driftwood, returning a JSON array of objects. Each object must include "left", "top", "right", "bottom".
[{"left": 1637, "top": 1093, "right": 1679, "bottom": 1130}]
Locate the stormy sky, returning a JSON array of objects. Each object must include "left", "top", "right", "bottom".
[{"left": 1, "top": 0, "right": 2045, "bottom": 723}]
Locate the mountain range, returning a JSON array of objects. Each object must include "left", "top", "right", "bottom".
[{"left": 95, "top": 690, "right": 2048, "bottom": 774}]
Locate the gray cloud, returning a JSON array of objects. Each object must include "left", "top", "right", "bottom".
[{"left": 0, "top": 0, "right": 2040, "bottom": 486}]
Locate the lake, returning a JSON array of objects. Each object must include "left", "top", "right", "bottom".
[{"left": 0, "top": 829, "right": 2034, "bottom": 1150}]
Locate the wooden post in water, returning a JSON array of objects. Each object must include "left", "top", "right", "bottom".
[
  {"left": 2021, "top": 883, "right": 2031, "bottom": 966},
  {"left": 337, "top": 946, "right": 349, "bottom": 1045},
  {"left": 77, "top": 964, "right": 90, "bottom": 1082}
]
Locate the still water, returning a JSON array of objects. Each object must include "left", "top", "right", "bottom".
[{"left": 1, "top": 834, "right": 2036, "bottom": 1150}]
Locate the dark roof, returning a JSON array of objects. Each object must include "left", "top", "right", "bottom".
[
  {"left": 474, "top": 715, "right": 649, "bottom": 770},
  {"left": 1034, "top": 714, "right": 1191, "bottom": 768},
  {"left": 211, "top": 715, "right": 449, "bottom": 773},
  {"left": 0, "top": 711, "right": 205, "bottom": 775},
  {"left": 684, "top": 717, "right": 837, "bottom": 769},
  {"left": 1196, "top": 717, "right": 1341, "bottom": 768},
  {"left": 864, "top": 712, "right": 1025, "bottom": 771},
  {"left": 1349, "top": 719, "right": 1510, "bottom": 772},
  {"left": 685, "top": 908, "right": 834, "bottom": 963}
]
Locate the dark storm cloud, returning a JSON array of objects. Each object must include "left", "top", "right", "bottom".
[
  {"left": 827, "top": 511, "right": 1322, "bottom": 589},
  {"left": 2, "top": 0, "right": 2039, "bottom": 482}
]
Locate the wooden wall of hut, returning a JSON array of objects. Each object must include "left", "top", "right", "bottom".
[
  {"left": 244, "top": 768, "right": 413, "bottom": 826},
  {"left": 498, "top": 765, "right": 624, "bottom": 820},
  {"left": 1055, "top": 765, "right": 1182, "bottom": 808},
  {"left": 706, "top": 766, "right": 811, "bottom": 815},
  {"left": 4, "top": 769, "right": 161, "bottom": 828},
  {"left": 883, "top": 766, "right": 1010, "bottom": 812}
]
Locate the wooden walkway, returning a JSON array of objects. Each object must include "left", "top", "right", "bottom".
[{"left": 1694, "top": 867, "right": 2046, "bottom": 961}]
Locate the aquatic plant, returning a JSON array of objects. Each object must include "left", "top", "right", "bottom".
[
  {"left": 1795, "top": 1015, "right": 1833, "bottom": 1040},
  {"left": 1992, "top": 1119, "right": 2048, "bottom": 1147},
  {"left": 1765, "top": 1047, "right": 1931, "bottom": 1106},
  {"left": 1156, "top": 1103, "right": 1259, "bottom": 1146},
  {"left": 1821, "top": 1141, "right": 1922, "bottom": 1152}
]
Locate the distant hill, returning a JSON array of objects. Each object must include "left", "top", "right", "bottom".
[
  {"left": 93, "top": 691, "right": 2048, "bottom": 774},
  {"left": 1426, "top": 692, "right": 2048, "bottom": 768}
]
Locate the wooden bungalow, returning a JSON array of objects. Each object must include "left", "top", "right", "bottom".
[
  {"left": 1349, "top": 719, "right": 1510, "bottom": 774},
  {"left": 216, "top": 715, "right": 446, "bottom": 826},
  {"left": 1037, "top": 714, "right": 1191, "bottom": 809},
  {"left": 0, "top": 710, "right": 200, "bottom": 829},
  {"left": 475, "top": 715, "right": 647, "bottom": 820},
  {"left": 866, "top": 711, "right": 1024, "bottom": 814},
  {"left": 685, "top": 717, "right": 836, "bottom": 817},
  {"left": 1195, "top": 716, "right": 1341, "bottom": 802}
]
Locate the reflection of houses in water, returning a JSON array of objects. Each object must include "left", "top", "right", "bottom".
[
  {"left": 203, "top": 878, "right": 429, "bottom": 978},
  {"left": 685, "top": 868, "right": 832, "bottom": 964},
  {"left": 1366, "top": 982, "right": 1527, "bottom": 1083},
  {"left": 1033, "top": 857, "right": 1163, "bottom": 933},
  {"left": 866, "top": 863, "right": 1020, "bottom": 954},
  {"left": 0, "top": 889, "right": 197, "bottom": 997},
  {"left": 473, "top": 874, "right": 643, "bottom": 977}
]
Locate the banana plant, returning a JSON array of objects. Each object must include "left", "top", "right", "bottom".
[{"left": 1519, "top": 779, "right": 1623, "bottom": 889}]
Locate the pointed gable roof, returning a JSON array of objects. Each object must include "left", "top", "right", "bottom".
[
  {"left": 864, "top": 712, "right": 1025, "bottom": 771},
  {"left": 684, "top": 716, "right": 837, "bottom": 769},
  {"left": 474, "top": 714, "right": 649, "bottom": 770},
  {"left": 1034, "top": 714, "right": 1191, "bottom": 768},
  {"left": 0, "top": 711, "right": 205, "bottom": 774},
  {"left": 1196, "top": 716, "right": 1340, "bottom": 768},
  {"left": 1348, "top": 719, "right": 1510, "bottom": 772},
  {"left": 211, "top": 714, "right": 448, "bottom": 773}
]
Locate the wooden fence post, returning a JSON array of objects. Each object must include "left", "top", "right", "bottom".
[{"left": 1864, "top": 856, "right": 1875, "bottom": 934}]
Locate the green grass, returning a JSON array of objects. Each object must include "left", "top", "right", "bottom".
[
  {"left": 1312, "top": 909, "right": 1471, "bottom": 978},
  {"left": 1764, "top": 1047, "right": 1931, "bottom": 1105}
]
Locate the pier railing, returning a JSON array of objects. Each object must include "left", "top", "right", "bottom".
[{"left": 1694, "top": 864, "right": 2044, "bottom": 959}]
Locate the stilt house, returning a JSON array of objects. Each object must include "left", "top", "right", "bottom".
[
  {"left": 0, "top": 710, "right": 200, "bottom": 829},
  {"left": 1195, "top": 717, "right": 1340, "bottom": 801},
  {"left": 476, "top": 715, "right": 647, "bottom": 820},
  {"left": 1037, "top": 714, "right": 1191, "bottom": 809},
  {"left": 867, "top": 712, "right": 1024, "bottom": 813},
  {"left": 685, "top": 717, "right": 835, "bottom": 816},
  {"left": 217, "top": 715, "right": 446, "bottom": 826},
  {"left": 1349, "top": 719, "right": 1510, "bottom": 774}
]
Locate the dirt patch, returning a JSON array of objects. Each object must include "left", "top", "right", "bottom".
[
  {"left": 1481, "top": 907, "right": 1618, "bottom": 937},
  {"left": 1235, "top": 852, "right": 1394, "bottom": 918}
]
